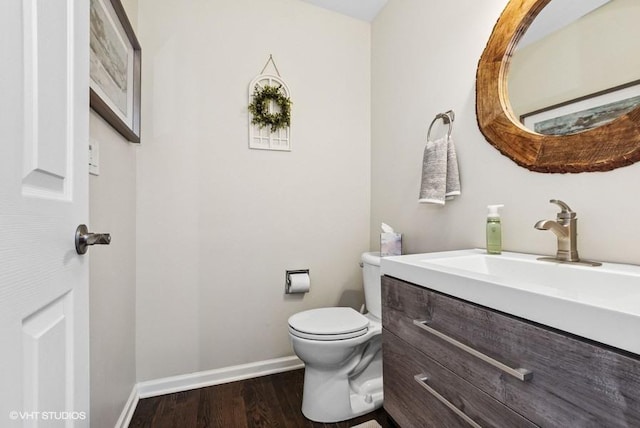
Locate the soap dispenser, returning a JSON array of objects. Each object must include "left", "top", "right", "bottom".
[{"left": 486, "top": 204, "right": 504, "bottom": 254}]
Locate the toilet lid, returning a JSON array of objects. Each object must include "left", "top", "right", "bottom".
[{"left": 288, "top": 307, "right": 369, "bottom": 340}]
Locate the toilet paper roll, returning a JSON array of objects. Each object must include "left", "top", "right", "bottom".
[{"left": 288, "top": 273, "right": 310, "bottom": 294}]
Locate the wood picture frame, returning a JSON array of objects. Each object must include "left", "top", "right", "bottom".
[{"left": 90, "top": 0, "right": 141, "bottom": 143}]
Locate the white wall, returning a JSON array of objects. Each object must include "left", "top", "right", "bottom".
[
  {"left": 89, "top": 1, "right": 138, "bottom": 426},
  {"left": 371, "top": 0, "right": 640, "bottom": 265},
  {"left": 135, "top": 0, "right": 371, "bottom": 381}
]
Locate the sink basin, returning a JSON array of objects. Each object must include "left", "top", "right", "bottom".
[{"left": 380, "top": 249, "right": 640, "bottom": 355}]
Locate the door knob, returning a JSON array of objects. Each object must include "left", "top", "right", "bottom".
[{"left": 75, "top": 224, "right": 111, "bottom": 255}]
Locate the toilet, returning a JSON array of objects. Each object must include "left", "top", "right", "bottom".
[{"left": 288, "top": 252, "right": 383, "bottom": 423}]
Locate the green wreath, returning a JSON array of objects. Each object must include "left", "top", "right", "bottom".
[{"left": 248, "top": 84, "right": 292, "bottom": 133}]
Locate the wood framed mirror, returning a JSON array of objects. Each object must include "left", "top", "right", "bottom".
[{"left": 476, "top": 0, "right": 640, "bottom": 173}]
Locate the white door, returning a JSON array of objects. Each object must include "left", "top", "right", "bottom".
[{"left": 1, "top": 0, "right": 91, "bottom": 426}]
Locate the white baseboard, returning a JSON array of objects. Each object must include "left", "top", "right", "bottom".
[
  {"left": 114, "top": 385, "right": 139, "bottom": 428},
  {"left": 136, "top": 355, "right": 304, "bottom": 399},
  {"left": 115, "top": 355, "right": 304, "bottom": 427}
]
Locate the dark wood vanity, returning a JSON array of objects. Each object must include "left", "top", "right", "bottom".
[{"left": 382, "top": 275, "right": 640, "bottom": 427}]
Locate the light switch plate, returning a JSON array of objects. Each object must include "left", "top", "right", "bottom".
[{"left": 89, "top": 139, "right": 100, "bottom": 176}]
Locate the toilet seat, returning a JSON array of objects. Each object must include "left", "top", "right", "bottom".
[{"left": 288, "top": 307, "right": 369, "bottom": 341}]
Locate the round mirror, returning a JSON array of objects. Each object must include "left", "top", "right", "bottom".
[
  {"left": 509, "top": 0, "right": 640, "bottom": 136},
  {"left": 476, "top": 0, "right": 640, "bottom": 173}
]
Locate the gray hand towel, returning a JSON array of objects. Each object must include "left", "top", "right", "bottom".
[
  {"left": 445, "top": 136, "right": 461, "bottom": 199},
  {"left": 418, "top": 136, "right": 461, "bottom": 204},
  {"left": 418, "top": 137, "right": 448, "bottom": 204}
]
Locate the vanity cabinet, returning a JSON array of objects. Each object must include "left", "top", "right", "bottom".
[{"left": 382, "top": 275, "right": 640, "bottom": 427}]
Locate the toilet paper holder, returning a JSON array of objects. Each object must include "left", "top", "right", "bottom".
[{"left": 286, "top": 269, "right": 310, "bottom": 294}]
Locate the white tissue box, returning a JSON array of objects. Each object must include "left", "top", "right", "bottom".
[{"left": 381, "top": 233, "right": 402, "bottom": 257}]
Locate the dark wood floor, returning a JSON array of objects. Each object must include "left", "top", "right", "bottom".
[{"left": 129, "top": 369, "right": 394, "bottom": 428}]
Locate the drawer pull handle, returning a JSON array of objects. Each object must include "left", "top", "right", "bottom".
[
  {"left": 414, "top": 374, "right": 483, "bottom": 428},
  {"left": 413, "top": 320, "right": 533, "bottom": 382}
]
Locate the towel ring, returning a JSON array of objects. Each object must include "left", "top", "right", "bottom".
[{"left": 427, "top": 110, "right": 455, "bottom": 141}]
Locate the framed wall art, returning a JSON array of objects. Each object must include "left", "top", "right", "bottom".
[
  {"left": 521, "top": 80, "right": 640, "bottom": 136},
  {"left": 90, "top": 0, "right": 141, "bottom": 143}
]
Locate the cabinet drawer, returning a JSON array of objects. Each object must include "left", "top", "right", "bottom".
[
  {"left": 383, "top": 329, "right": 538, "bottom": 428},
  {"left": 382, "top": 275, "right": 640, "bottom": 427}
]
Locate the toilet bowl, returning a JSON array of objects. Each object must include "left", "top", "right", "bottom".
[{"left": 288, "top": 252, "right": 383, "bottom": 423}]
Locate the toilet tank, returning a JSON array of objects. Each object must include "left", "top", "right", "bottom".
[{"left": 361, "top": 252, "right": 382, "bottom": 320}]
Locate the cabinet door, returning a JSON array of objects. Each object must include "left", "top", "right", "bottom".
[
  {"left": 382, "top": 276, "right": 640, "bottom": 427},
  {"left": 383, "top": 330, "right": 538, "bottom": 428}
]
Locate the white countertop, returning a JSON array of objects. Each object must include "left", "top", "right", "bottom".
[{"left": 381, "top": 249, "right": 640, "bottom": 356}]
